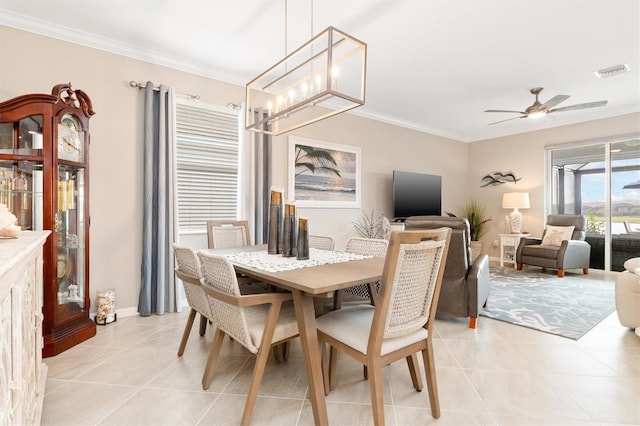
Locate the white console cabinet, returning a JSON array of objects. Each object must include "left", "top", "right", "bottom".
[{"left": 0, "top": 231, "right": 50, "bottom": 425}]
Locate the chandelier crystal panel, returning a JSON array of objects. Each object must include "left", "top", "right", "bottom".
[{"left": 245, "top": 26, "right": 367, "bottom": 136}]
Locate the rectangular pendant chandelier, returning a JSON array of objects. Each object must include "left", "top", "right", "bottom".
[{"left": 245, "top": 26, "right": 367, "bottom": 136}]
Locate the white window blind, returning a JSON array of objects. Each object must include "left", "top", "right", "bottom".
[{"left": 175, "top": 101, "right": 239, "bottom": 232}]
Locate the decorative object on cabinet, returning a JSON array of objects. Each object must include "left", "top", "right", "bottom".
[
  {"left": 502, "top": 192, "right": 530, "bottom": 234},
  {"left": 0, "top": 83, "right": 95, "bottom": 357}
]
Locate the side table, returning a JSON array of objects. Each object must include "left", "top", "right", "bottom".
[{"left": 499, "top": 233, "right": 530, "bottom": 268}]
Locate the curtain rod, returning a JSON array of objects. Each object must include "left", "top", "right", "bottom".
[{"left": 129, "top": 81, "right": 200, "bottom": 102}]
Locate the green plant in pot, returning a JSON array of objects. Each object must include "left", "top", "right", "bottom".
[
  {"left": 446, "top": 199, "right": 492, "bottom": 260},
  {"left": 446, "top": 199, "right": 492, "bottom": 241}
]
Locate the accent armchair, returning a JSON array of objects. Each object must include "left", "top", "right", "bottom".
[
  {"left": 404, "top": 216, "right": 490, "bottom": 328},
  {"left": 516, "top": 214, "right": 590, "bottom": 277}
]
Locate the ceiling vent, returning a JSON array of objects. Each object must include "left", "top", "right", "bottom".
[{"left": 594, "top": 64, "right": 630, "bottom": 78}]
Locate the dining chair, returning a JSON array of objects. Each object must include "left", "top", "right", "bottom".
[
  {"left": 307, "top": 234, "right": 336, "bottom": 315},
  {"left": 316, "top": 228, "right": 451, "bottom": 425},
  {"left": 206, "top": 220, "right": 251, "bottom": 249},
  {"left": 207, "top": 219, "right": 267, "bottom": 290},
  {"left": 172, "top": 243, "right": 215, "bottom": 356},
  {"left": 197, "top": 251, "right": 299, "bottom": 426},
  {"left": 308, "top": 234, "right": 335, "bottom": 250},
  {"left": 335, "top": 237, "right": 389, "bottom": 309}
]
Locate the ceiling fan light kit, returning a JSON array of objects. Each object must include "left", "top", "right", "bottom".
[{"left": 485, "top": 87, "right": 608, "bottom": 125}]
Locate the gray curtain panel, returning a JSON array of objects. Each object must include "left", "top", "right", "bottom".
[
  {"left": 252, "top": 109, "right": 272, "bottom": 245},
  {"left": 138, "top": 81, "right": 178, "bottom": 316}
]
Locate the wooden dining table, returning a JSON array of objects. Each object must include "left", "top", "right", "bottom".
[{"left": 202, "top": 245, "right": 386, "bottom": 426}]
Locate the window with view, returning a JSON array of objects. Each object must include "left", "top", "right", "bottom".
[
  {"left": 175, "top": 100, "right": 240, "bottom": 232},
  {"left": 547, "top": 138, "right": 640, "bottom": 271}
]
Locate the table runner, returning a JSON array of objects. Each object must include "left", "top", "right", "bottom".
[{"left": 225, "top": 248, "right": 372, "bottom": 272}]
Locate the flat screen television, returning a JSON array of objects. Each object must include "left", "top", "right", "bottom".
[{"left": 392, "top": 170, "right": 442, "bottom": 220}]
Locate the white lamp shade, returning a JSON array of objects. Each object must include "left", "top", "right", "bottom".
[{"left": 502, "top": 192, "right": 530, "bottom": 209}]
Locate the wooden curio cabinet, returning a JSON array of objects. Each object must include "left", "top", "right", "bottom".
[{"left": 0, "top": 83, "right": 95, "bottom": 357}]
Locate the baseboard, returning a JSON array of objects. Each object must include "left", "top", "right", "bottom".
[{"left": 90, "top": 306, "right": 138, "bottom": 320}]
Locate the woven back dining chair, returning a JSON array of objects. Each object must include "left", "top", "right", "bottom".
[
  {"left": 206, "top": 220, "right": 251, "bottom": 249},
  {"left": 337, "top": 237, "right": 389, "bottom": 308},
  {"left": 197, "top": 251, "right": 299, "bottom": 426},
  {"left": 172, "top": 243, "right": 215, "bottom": 356},
  {"left": 308, "top": 234, "right": 335, "bottom": 250},
  {"left": 316, "top": 228, "right": 451, "bottom": 425}
]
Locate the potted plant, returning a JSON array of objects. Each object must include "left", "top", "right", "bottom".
[{"left": 446, "top": 199, "right": 492, "bottom": 260}]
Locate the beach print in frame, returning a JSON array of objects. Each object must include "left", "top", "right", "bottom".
[{"left": 288, "top": 136, "right": 361, "bottom": 208}]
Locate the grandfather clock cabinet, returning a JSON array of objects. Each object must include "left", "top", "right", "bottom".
[{"left": 0, "top": 83, "right": 95, "bottom": 357}]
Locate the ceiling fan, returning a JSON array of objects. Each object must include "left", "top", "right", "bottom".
[{"left": 485, "top": 87, "right": 608, "bottom": 125}]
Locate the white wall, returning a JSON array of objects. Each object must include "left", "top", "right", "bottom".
[
  {"left": 467, "top": 113, "right": 640, "bottom": 261},
  {"left": 1, "top": 26, "right": 470, "bottom": 313}
]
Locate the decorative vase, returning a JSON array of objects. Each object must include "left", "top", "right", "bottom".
[
  {"left": 470, "top": 241, "right": 482, "bottom": 262},
  {"left": 283, "top": 201, "right": 297, "bottom": 257},
  {"left": 296, "top": 217, "right": 309, "bottom": 260},
  {"left": 268, "top": 188, "right": 283, "bottom": 254}
]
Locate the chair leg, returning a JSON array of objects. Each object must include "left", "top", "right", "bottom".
[
  {"left": 321, "top": 343, "right": 330, "bottom": 396},
  {"left": 202, "top": 328, "right": 226, "bottom": 390},
  {"left": 332, "top": 290, "right": 343, "bottom": 310},
  {"left": 367, "top": 282, "right": 379, "bottom": 306},
  {"left": 177, "top": 308, "right": 197, "bottom": 356},
  {"left": 241, "top": 340, "right": 274, "bottom": 426},
  {"left": 557, "top": 269, "right": 565, "bottom": 278},
  {"left": 271, "top": 345, "right": 283, "bottom": 363},
  {"left": 368, "top": 361, "right": 386, "bottom": 426},
  {"left": 583, "top": 268, "right": 589, "bottom": 275},
  {"left": 468, "top": 316, "right": 477, "bottom": 329},
  {"left": 199, "top": 314, "right": 208, "bottom": 336},
  {"left": 329, "top": 345, "right": 338, "bottom": 391},
  {"left": 406, "top": 354, "right": 423, "bottom": 391},
  {"left": 516, "top": 263, "right": 523, "bottom": 270},
  {"left": 422, "top": 340, "right": 441, "bottom": 419}
]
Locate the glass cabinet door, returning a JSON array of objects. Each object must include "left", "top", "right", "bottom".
[
  {"left": 0, "top": 160, "right": 44, "bottom": 230},
  {"left": 55, "top": 165, "right": 86, "bottom": 318},
  {"left": 0, "top": 114, "right": 43, "bottom": 155}
]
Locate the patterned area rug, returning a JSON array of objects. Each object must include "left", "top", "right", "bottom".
[{"left": 480, "top": 267, "right": 616, "bottom": 340}]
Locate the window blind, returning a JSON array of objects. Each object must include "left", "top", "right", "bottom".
[{"left": 175, "top": 101, "right": 239, "bottom": 232}]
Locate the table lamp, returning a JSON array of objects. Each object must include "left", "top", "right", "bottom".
[{"left": 502, "top": 192, "right": 530, "bottom": 234}]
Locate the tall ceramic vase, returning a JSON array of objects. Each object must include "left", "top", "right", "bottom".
[
  {"left": 268, "top": 188, "right": 283, "bottom": 254},
  {"left": 283, "top": 201, "right": 297, "bottom": 257},
  {"left": 297, "top": 217, "right": 309, "bottom": 260}
]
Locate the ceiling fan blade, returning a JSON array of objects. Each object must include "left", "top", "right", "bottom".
[
  {"left": 541, "top": 94, "right": 570, "bottom": 110},
  {"left": 549, "top": 100, "right": 608, "bottom": 113},
  {"left": 484, "top": 109, "right": 527, "bottom": 114},
  {"left": 488, "top": 116, "right": 527, "bottom": 125}
]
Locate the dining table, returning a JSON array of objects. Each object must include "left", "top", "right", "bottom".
[{"left": 202, "top": 244, "right": 386, "bottom": 426}]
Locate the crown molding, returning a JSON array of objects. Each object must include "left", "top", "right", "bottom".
[
  {"left": 349, "top": 107, "right": 471, "bottom": 142},
  {"left": 0, "top": 9, "right": 248, "bottom": 87}
]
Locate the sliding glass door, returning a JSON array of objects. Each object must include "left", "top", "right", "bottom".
[{"left": 547, "top": 137, "right": 640, "bottom": 271}]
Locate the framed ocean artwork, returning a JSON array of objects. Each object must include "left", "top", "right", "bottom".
[{"left": 288, "top": 136, "right": 361, "bottom": 208}]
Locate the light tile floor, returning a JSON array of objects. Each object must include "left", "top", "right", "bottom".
[{"left": 42, "top": 271, "right": 640, "bottom": 425}]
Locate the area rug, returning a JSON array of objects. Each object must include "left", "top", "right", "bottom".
[{"left": 480, "top": 267, "right": 616, "bottom": 340}]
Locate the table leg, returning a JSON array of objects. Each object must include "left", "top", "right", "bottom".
[{"left": 292, "top": 290, "right": 328, "bottom": 426}]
